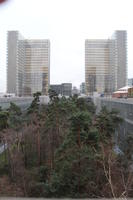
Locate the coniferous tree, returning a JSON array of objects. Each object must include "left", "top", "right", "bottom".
[{"left": 7, "top": 102, "right": 22, "bottom": 130}]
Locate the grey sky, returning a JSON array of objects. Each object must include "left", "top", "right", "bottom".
[{"left": 0, "top": 0, "right": 132, "bottom": 92}]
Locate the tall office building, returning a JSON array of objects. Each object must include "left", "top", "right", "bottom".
[
  {"left": 85, "top": 30, "right": 127, "bottom": 95},
  {"left": 114, "top": 31, "right": 127, "bottom": 89},
  {"left": 7, "top": 31, "right": 50, "bottom": 96}
]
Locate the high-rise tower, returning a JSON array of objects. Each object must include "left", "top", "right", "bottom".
[
  {"left": 114, "top": 31, "right": 127, "bottom": 89},
  {"left": 85, "top": 30, "right": 127, "bottom": 95},
  {"left": 7, "top": 31, "right": 50, "bottom": 96}
]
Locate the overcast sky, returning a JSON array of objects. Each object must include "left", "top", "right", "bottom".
[{"left": 0, "top": 0, "right": 132, "bottom": 92}]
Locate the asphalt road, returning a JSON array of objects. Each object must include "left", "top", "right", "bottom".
[{"left": 0, "top": 143, "right": 7, "bottom": 154}]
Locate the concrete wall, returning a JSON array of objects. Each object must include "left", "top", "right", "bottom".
[
  {"left": 94, "top": 97, "right": 133, "bottom": 149},
  {"left": 0, "top": 96, "right": 50, "bottom": 110}
]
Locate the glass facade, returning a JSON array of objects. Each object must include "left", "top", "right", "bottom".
[
  {"left": 85, "top": 31, "right": 127, "bottom": 95},
  {"left": 7, "top": 31, "right": 50, "bottom": 96}
]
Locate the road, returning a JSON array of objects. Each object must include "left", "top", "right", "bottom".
[{"left": 0, "top": 143, "right": 7, "bottom": 154}]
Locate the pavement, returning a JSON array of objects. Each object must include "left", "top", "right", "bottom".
[{"left": 0, "top": 143, "right": 7, "bottom": 154}]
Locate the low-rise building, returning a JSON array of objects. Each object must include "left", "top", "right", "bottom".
[
  {"left": 112, "top": 86, "right": 130, "bottom": 98},
  {"left": 61, "top": 83, "right": 72, "bottom": 96},
  {"left": 50, "top": 83, "right": 72, "bottom": 96},
  {"left": 72, "top": 86, "right": 80, "bottom": 95},
  {"left": 50, "top": 85, "right": 62, "bottom": 95}
]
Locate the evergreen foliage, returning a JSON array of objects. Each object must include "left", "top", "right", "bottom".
[
  {"left": 7, "top": 102, "right": 22, "bottom": 130},
  {"left": 0, "top": 110, "right": 9, "bottom": 131},
  {"left": 0, "top": 95, "right": 131, "bottom": 198},
  {"left": 27, "top": 92, "right": 41, "bottom": 114}
]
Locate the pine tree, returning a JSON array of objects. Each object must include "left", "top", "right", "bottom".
[
  {"left": 27, "top": 92, "right": 41, "bottom": 114},
  {"left": 7, "top": 102, "right": 22, "bottom": 130},
  {"left": 44, "top": 106, "right": 99, "bottom": 197}
]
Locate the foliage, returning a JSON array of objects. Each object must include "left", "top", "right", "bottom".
[
  {"left": 7, "top": 102, "right": 22, "bottom": 130},
  {"left": 0, "top": 110, "right": 9, "bottom": 131},
  {"left": 27, "top": 92, "right": 41, "bottom": 114},
  {"left": 44, "top": 110, "right": 100, "bottom": 197},
  {"left": 48, "top": 89, "right": 58, "bottom": 101},
  {"left": 0, "top": 95, "right": 129, "bottom": 198},
  {"left": 96, "top": 106, "right": 123, "bottom": 142}
]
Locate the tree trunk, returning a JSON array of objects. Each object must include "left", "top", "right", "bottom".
[
  {"left": 37, "top": 130, "right": 41, "bottom": 166},
  {"left": 78, "top": 125, "right": 81, "bottom": 194}
]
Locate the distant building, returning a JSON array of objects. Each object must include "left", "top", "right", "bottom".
[
  {"left": 80, "top": 82, "right": 86, "bottom": 94},
  {"left": 50, "top": 83, "right": 72, "bottom": 96},
  {"left": 112, "top": 86, "right": 130, "bottom": 98},
  {"left": 85, "top": 30, "right": 127, "bottom": 95},
  {"left": 61, "top": 83, "right": 72, "bottom": 96},
  {"left": 72, "top": 86, "right": 79, "bottom": 95},
  {"left": 128, "top": 78, "right": 133, "bottom": 87},
  {"left": 50, "top": 84, "right": 62, "bottom": 95},
  {"left": 7, "top": 31, "right": 50, "bottom": 96}
]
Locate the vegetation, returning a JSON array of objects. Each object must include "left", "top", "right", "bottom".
[{"left": 0, "top": 92, "right": 132, "bottom": 197}]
